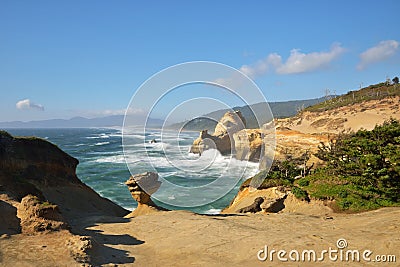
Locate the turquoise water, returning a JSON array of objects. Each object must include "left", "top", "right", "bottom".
[{"left": 5, "top": 128, "right": 259, "bottom": 214}]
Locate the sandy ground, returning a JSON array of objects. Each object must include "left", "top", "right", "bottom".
[{"left": 0, "top": 208, "right": 399, "bottom": 266}]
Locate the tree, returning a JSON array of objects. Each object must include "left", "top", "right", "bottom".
[
  {"left": 393, "top": 76, "right": 399, "bottom": 84},
  {"left": 315, "top": 119, "right": 400, "bottom": 201}
]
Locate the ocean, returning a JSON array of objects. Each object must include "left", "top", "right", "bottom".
[{"left": 5, "top": 128, "right": 260, "bottom": 214}]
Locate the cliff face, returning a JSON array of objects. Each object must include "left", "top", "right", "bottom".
[
  {"left": 233, "top": 129, "right": 263, "bottom": 162},
  {"left": 0, "top": 131, "right": 128, "bottom": 233},
  {"left": 0, "top": 131, "right": 80, "bottom": 200}
]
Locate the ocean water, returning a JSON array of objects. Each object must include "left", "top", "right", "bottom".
[{"left": 5, "top": 128, "right": 259, "bottom": 214}]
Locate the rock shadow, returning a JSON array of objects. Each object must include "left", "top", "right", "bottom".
[
  {"left": 71, "top": 216, "right": 143, "bottom": 266},
  {"left": 0, "top": 200, "right": 21, "bottom": 235}
]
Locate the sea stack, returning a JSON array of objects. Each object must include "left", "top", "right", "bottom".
[{"left": 190, "top": 110, "right": 246, "bottom": 155}]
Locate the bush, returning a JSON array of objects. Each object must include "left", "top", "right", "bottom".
[
  {"left": 297, "top": 179, "right": 309, "bottom": 187},
  {"left": 291, "top": 186, "right": 309, "bottom": 201}
]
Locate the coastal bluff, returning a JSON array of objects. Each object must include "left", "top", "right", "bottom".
[{"left": 0, "top": 130, "right": 128, "bottom": 224}]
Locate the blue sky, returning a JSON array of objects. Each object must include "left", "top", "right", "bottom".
[{"left": 1, "top": 0, "right": 399, "bottom": 122}]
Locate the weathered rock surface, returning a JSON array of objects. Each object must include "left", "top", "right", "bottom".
[
  {"left": 232, "top": 128, "right": 329, "bottom": 167},
  {"left": 223, "top": 186, "right": 332, "bottom": 215},
  {"left": 17, "top": 194, "right": 68, "bottom": 234},
  {"left": 125, "top": 172, "right": 165, "bottom": 217},
  {"left": 190, "top": 111, "right": 246, "bottom": 155},
  {"left": 274, "top": 129, "right": 329, "bottom": 166},
  {"left": 213, "top": 110, "right": 246, "bottom": 136},
  {"left": 233, "top": 129, "right": 263, "bottom": 162}
]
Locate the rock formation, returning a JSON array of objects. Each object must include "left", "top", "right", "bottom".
[
  {"left": 190, "top": 110, "right": 246, "bottom": 155},
  {"left": 213, "top": 110, "right": 246, "bottom": 136},
  {"left": 125, "top": 172, "right": 165, "bottom": 217},
  {"left": 17, "top": 194, "right": 68, "bottom": 233},
  {"left": 224, "top": 186, "right": 289, "bottom": 214},
  {"left": 274, "top": 129, "right": 329, "bottom": 164},
  {"left": 223, "top": 185, "right": 332, "bottom": 215}
]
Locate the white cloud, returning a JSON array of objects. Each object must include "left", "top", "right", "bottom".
[
  {"left": 16, "top": 99, "right": 44, "bottom": 111},
  {"left": 357, "top": 40, "right": 399, "bottom": 70},
  {"left": 234, "top": 43, "right": 345, "bottom": 80},
  {"left": 274, "top": 44, "right": 345, "bottom": 74}
]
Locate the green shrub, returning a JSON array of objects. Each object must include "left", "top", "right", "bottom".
[
  {"left": 291, "top": 186, "right": 309, "bottom": 201},
  {"left": 297, "top": 179, "right": 309, "bottom": 187}
]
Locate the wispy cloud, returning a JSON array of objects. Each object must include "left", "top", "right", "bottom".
[
  {"left": 16, "top": 99, "right": 44, "bottom": 111},
  {"left": 357, "top": 40, "right": 399, "bottom": 70},
  {"left": 239, "top": 60, "right": 269, "bottom": 79}
]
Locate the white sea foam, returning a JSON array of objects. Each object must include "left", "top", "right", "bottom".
[
  {"left": 205, "top": 209, "right": 221, "bottom": 215},
  {"left": 95, "top": 155, "right": 126, "bottom": 163},
  {"left": 73, "top": 143, "right": 85, "bottom": 147},
  {"left": 94, "top": 141, "right": 110, "bottom": 146},
  {"left": 145, "top": 142, "right": 170, "bottom": 150},
  {"left": 86, "top": 133, "right": 110, "bottom": 139},
  {"left": 109, "top": 133, "right": 123, "bottom": 138}
]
